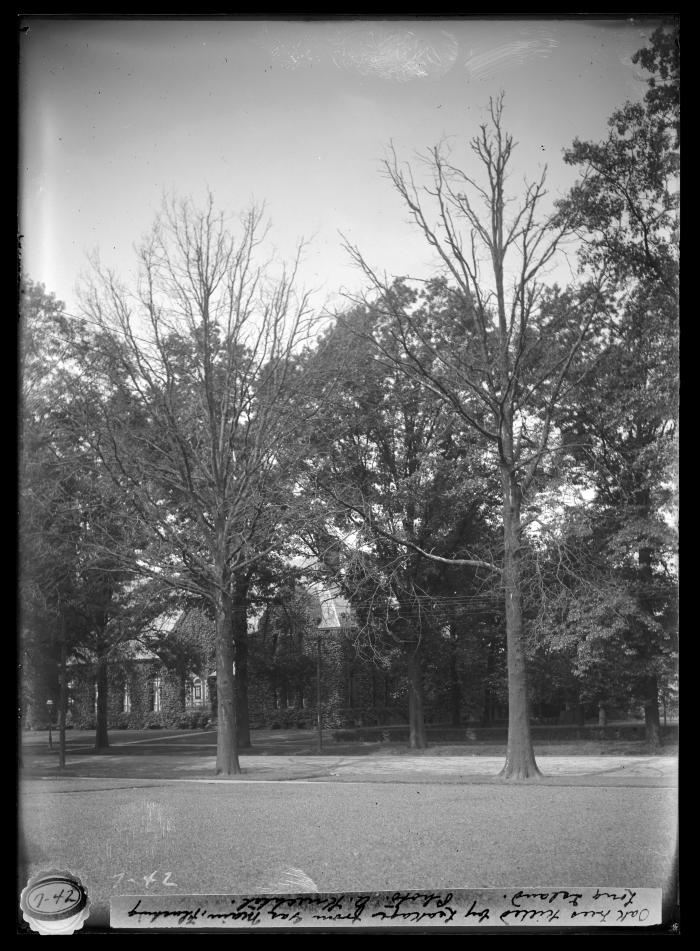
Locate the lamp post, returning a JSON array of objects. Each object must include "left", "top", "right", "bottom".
[{"left": 46, "top": 699, "right": 54, "bottom": 750}]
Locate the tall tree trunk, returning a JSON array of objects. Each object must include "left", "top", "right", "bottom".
[
  {"left": 449, "top": 631, "right": 461, "bottom": 726},
  {"left": 296, "top": 623, "right": 306, "bottom": 709},
  {"left": 215, "top": 591, "right": 240, "bottom": 775},
  {"left": 407, "top": 645, "right": 427, "bottom": 749},
  {"left": 316, "top": 635, "right": 323, "bottom": 750},
  {"left": 58, "top": 626, "right": 67, "bottom": 769},
  {"left": 481, "top": 638, "right": 495, "bottom": 726},
  {"left": 499, "top": 469, "right": 540, "bottom": 779},
  {"left": 207, "top": 674, "right": 217, "bottom": 720},
  {"left": 644, "top": 674, "right": 662, "bottom": 752},
  {"left": 233, "top": 577, "right": 251, "bottom": 748},
  {"left": 95, "top": 653, "right": 109, "bottom": 750},
  {"left": 637, "top": 497, "right": 663, "bottom": 750},
  {"left": 598, "top": 701, "right": 607, "bottom": 728}
]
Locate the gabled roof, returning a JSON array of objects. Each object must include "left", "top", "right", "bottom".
[
  {"left": 66, "top": 611, "right": 185, "bottom": 666},
  {"left": 140, "top": 611, "right": 183, "bottom": 637},
  {"left": 308, "top": 585, "right": 357, "bottom": 630}
]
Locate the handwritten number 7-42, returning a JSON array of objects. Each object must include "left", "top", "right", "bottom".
[{"left": 112, "top": 872, "right": 179, "bottom": 889}]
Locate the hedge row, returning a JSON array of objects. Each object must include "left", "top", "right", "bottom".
[
  {"left": 59, "top": 709, "right": 212, "bottom": 731},
  {"left": 331, "top": 723, "right": 680, "bottom": 743}
]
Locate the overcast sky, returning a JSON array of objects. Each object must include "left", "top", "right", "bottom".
[{"left": 19, "top": 16, "right": 660, "bottom": 315}]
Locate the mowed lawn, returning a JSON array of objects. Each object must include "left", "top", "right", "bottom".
[{"left": 19, "top": 774, "right": 678, "bottom": 929}]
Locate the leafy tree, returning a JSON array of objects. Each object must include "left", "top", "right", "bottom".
[
  {"left": 19, "top": 281, "right": 73, "bottom": 737},
  {"left": 551, "top": 24, "right": 679, "bottom": 747},
  {"left": 302, "top": 286, "right": 500, "bottom": 746},
  {"left": 633, "top": 24, "right": 679, "bottom": 145},
  {"left": 558, "top": 25, "right": 678, "bottom": 295},
  {"left": 19, "top": 279, "right": 143, "bottom": 757},
  {"left": 250, "top": 584, "right": 317, "bottom": 713}
]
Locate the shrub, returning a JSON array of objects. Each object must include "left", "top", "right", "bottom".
[
  {"left": 142, "top": 712, "right": 164, "bottom": 729},
  {"left": 259, "top": 708, "right": 316, "bottom": 730},
  {"left": 111, "top": 714, "right": 132, "bottom": 730},
  {"left": 171, "top": 711, "right": 210, "bottom": 729},
  {"left": 72, "top": 714, "right": 97, "bottom": 731}
]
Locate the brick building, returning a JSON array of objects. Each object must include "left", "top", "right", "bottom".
[{"left": 64, "top": 587, "right": 406, "bottom": 731}]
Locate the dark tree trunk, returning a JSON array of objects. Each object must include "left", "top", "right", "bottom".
[
  {"left": 598, "top": 702, "right": 607, "bottom": 728},
  {"left": 637, "top": 502, "right": 663, "bottom": 751},
  {"left": 233, "top": 578, "right": 251, "bottom": 748},
  {"left": 316, "top": 635, "right": 323, "bottom": 751},
  {"left": 644, "top": 674, "right": 662, "bottom": 751},
  {"left": 348, "top": 666, "right": 355, "bottom": 707},
  {"left": 481, "top": 638, "right": 495, "bottom": 726},
  {"left": 407, "top": 646, "right": 427, "bottom": 749},
  {"left": 449, "top": 632, "right": 461, "bottom": 726},
  {"left": 296, "top": 624, "right": 306, "bottom": 709},
  {"left": 95, "top": 654, "right": 109, "bottom": 750},
  {"left": 499, "top": 468, "right": 540, "bottom": 779},
  {"left": 207, "top": 674, "right": 217, "bottom": 718},
  {"left": 215, "top": 591, "right": 240, "bottom": 775},
  {"left": 58, "top": 629, "right": 67, "bottom": 769}
]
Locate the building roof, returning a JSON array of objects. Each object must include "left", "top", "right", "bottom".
[{"left": 308, "top": 585, "right": 357, "bottom": 630}]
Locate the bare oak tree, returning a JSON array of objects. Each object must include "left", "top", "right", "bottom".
[
  {"left": 345, "top": 97, "right": 606, "bottom": 778},
  {"left": 74, "top": 196, "right": 316, "bottom": 775}
]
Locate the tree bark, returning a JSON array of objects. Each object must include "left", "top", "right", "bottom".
[
  {"left": 481, "top": 638, "right": 496, "bottom": 726},
  {"left": 644, "top": 674, "right": 662, "bottom": 751},
  {"left": 316, "top": 635, "right": 323, "bottom": 751},
  {"left": 94, "top": 653, "right": 109, "bottom": 750},
  {"left": 233, "top": 577, "right": 251, "bottom": 748},
  {"left": 598, "top": 701, "right": 607, "bottom": 728},
  {"left": 215, "top": 592, "right": 240, "bottom": 775},
  {"left": 449, "top": 631, "right": 461, "bottom": 726},
  {"left": 637, "top": 502, "right": 663, "bottom": 750},
  {"left": 207, "top": 674, "right": 217, "bottom": 719},
  {"left": 58, "top": 628, "right": 67, "bottom": 769},
  {"left": 499, "top": 469, "right": 540, "bottom": 779},
  {"left": 407, "top": 645, "right": 427, "bottom": 749}
]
